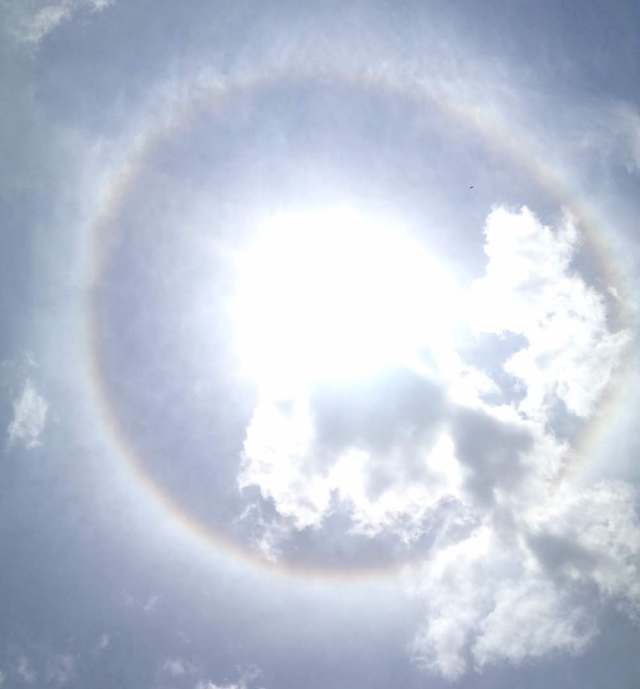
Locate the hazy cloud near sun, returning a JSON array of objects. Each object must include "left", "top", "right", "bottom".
[
  {"left": 238, "top": 206, "right": 629, "bottom": 538},
  {"left": 234, "top": 204, "right": 638, "bottom": 678}
]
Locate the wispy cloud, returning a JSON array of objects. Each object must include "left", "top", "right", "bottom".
[
  {"left": 9, "top": 0, "right": 114, "bottom": 45},
  {"left": 6, "top": 378, "right": 48, "bottom": 449}
]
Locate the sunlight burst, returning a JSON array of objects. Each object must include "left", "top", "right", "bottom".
[{"left": 230, "top": 207, "right": 460, "bottom": 395}]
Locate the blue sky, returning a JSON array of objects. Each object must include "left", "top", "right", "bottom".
[{"left": 2, "top": 2, "right": 640, "bottom": 688}]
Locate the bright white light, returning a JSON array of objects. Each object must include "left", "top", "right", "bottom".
[{"left": 230, "top": 207, "right": 460, "bottom": 396}]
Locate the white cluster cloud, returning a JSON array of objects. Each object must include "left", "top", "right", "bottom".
[
  {"left": 9, "top": 0, "right": 113, "bottom": 45},
  {"left": 6, "top": 378, "right": 48, "bottom": 449},
  {"left": 469, "top": 206, "right": 630, "bottom": 421},
  {"left": 239, "top": 374, "right": 461, "bottom": 542},
  {"left": 239, "top": 207, "right": 628, "bottom": 534},
  {"left": 406, "top": 209, "right": 637, "bottom": 679},
  {"left": 410, "top": 480, "right": 640, "bottom": 679},
  {"left": 236, "top": 205, "right": 638, "bottom": 678}
]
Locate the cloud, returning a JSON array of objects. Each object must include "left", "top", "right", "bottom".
[
  {"left": 8, "top": 0, "right": 114, "bottom": 45},
  {"left": 143, "top": 593, "right": 160, "bottom": 613},
  {"left": 7, "top": 650, "right": 77, "bottom": 688},
  {"left": 233, "top": 203, "right": 638, "bottom": 678},
  {"left": 571, "top": 101, "right": 640, "bottom": 176},
  {"left": 469, "top": 206, "right": 630, "bottom": 421},
  {"left": 195, "top": 665, "right": 263, "bottom": 689},
  {"left": 233, "top": 501, "right": 294, "bottom": 563},
  {"left": 618, "top": 105, "right": 640, "bottom": 174},
  {"left": 605, "top": 103, "right": 640, "bottom": 176},
  {"left": 6, "top": 378, "right": 48, "bottom": 449},
  {"left": 410, "top": 481, "right": 640, "bottom": 679},
  {"left": 46, "top": 654, "right": 75, "bottom": 686},
  {"left": 404, "top": 208, "right": 638, "bottom": 679},
  {"left": 16, "top": 655, "right": 36, "bottom": 684},
  {"left": 162, "top": 657, "right": 196, "bottom": 678},
  {"left": 95, "top": 633, "right": 110, "bottom": 653},
  {"left": 451, "top": 405, "right": 533, "bottom": 508},
  {"left": 239, "top": 368, "right": 460, "bottom": 541},
  {"left": 238, "top": 206, "right": 628, "bottom": 547}
]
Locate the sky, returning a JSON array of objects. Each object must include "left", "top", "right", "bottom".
[{"left": 2, "top": 1, "right": 640, "bottom": 688}]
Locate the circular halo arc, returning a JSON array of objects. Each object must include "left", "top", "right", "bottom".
[{"left": 86, "top": 66, "right": 632, "bottom": 582}]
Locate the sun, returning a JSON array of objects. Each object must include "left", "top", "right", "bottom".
[{"left": 230, "top": 206, "right": 460, "bottom": 396}]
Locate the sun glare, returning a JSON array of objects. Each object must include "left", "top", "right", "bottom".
[{"left": 230, "top": 207, "right": 460, "bottom": 396}]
